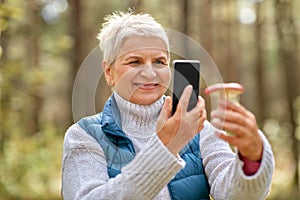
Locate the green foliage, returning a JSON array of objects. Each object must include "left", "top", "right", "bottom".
[
  {"left": 0, "top": 1, "right": 68, "bottom": 199},
  {"left": 0, "top": 2, "right": 24, "bottom": 32},
  {"left": 0, "top": 126, "right": 63, "bottom": 200}
]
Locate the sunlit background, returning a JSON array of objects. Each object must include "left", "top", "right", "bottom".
[{"left": 1, "top": 0, "right": 300, "bottom": 199}]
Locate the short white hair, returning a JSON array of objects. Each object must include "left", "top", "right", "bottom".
[{"left": 97, "top": 11, "right": 170, "bottom": 65}]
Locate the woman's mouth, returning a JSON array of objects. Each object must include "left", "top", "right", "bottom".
[{"left": 135, "top": 83, "right": 159, "bottom": 90}]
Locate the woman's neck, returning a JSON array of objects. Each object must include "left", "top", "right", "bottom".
[{"left": 113, "top": 92, "right": 164, "bottom": 137}]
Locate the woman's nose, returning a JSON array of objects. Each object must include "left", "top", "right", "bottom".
[{"left": 140, "top": 64, "right": 157, "bottom": 79}]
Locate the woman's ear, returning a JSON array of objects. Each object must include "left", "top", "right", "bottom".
[{"left": 102, "top": 61, "right": 114, "bottom": 86}]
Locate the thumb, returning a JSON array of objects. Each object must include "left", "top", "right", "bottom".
[{"left": 157, "top": 96, "right": 172, "bottom": 132}]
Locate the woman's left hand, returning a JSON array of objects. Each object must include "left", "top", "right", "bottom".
[
  {"left": 210, "top": 99, "right": 263, "bottom": 161},
  {"left": 156, "top": 86, "right": 206, "bottom": 156}
]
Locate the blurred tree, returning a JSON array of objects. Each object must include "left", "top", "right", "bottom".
[
  {"left": 198, "top": 0, "right": 213, "bottom": 116},
  {"left": 180, "top": 0, "right": 189, "bottom": 58},
  {"left": 212, "top": 1, "right": 240, "bottom": 83},
  {"left": 68, "top": 0, "right": 85, "bottom": 123},
  {"left": 224, "top": 0, "right": 240, "bottom": 83},
  {"left": 254, "top": 2, "right": 266, "bottom": 125},
  {"left": 0, "top": 0, "right": 8, "bottom": 153},
  {"left": 0, "top": 0, "right": 24, "bottom": 148},
  {"left": 275, "top": 0, "right": 300, "bottom": 190},
  {"left": 69, "top": 0, "right": 84, "bottom": 80},
  {"left": 199, "top": 0, "right": 213, "bottom": 56},
  {"left": 24, "top": 0, "right": 43, "bottom": 134}
]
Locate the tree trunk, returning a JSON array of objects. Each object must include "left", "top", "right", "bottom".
[
  {"left": 68, "top": 0, "right": 85, "bottom": 123},
  {"left": 199, "top": 0, "right": 213, "bottom": 118},
  {"left": 0, "top": 0, "right": 8, "bottom": 153},
  {"left": 199, "top": 0, "right": 213, "bottom": 56},
  {"left": 275, "top": 0, "right": 300, "bottom": 191},
  {"left": 70, "top": 0, "right": 84, "bottom": 79},
  {"left": 212, "top": 1, "right": 238, "bottom": 83},
  {"left": 0, "top": 35, "right": 9, "bottom": 153},
  {"left": 181, "top": 0, "right": 189, "bottom": 58},
  {"left": 25, "top": 0, "right": 43, "bottom": 134},
  {"left": 254, "top": 3, "right": 265, "bottom": 126},
  {"left": 225, "top": 0, "right": 239, "bottom": 82}
]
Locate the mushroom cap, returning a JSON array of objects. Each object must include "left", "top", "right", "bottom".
[{"left": 205, "top": 83, "right": 244, "bottom": 95}]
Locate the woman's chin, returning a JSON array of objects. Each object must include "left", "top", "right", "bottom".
[{"left": 130, "top": 93, "right": 162, "bottom": 105}]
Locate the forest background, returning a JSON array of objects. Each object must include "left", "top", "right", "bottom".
[{"left": 1, "top": 0, "right": 300, "bottom": 199}]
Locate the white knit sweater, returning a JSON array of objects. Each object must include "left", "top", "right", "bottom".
[{"left": 61, "top": 93, "right": 274, "bottom": 200}]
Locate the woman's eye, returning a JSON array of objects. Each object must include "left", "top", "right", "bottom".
[
  {"left": 127, "top": 60, "right": 139, "bottom": 65},
  {"left": 155, "top": 60, "right": 166, "bottom": 65}
]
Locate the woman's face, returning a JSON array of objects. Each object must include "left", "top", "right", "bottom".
[{"left": 104, "top": 36, "right": 170, "bottom": 105}]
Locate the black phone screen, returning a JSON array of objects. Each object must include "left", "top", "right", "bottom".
[{"left": 172, "top": 60, "right": 200, "bottom": 115}]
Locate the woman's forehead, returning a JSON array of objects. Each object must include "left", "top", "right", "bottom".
[
  {"left": 120, "top": 48, "right": 168, "bottom": 59},
  {"left": 117, "top": 36, "right": 168, "bottom": 56}
]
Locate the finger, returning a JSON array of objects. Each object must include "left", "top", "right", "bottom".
[
  {"left": 221, "top": 121, "right": 246, "bottom": 137},
  {"left": 197, "top": 95, "right": 206, "bottom": 111},
  {"left": 164, "top": 96, "right": 172, "bottom": 117},
  {"left": 177, "top": 85, "right": 193, "bottom": 113},
  {"left": 211, "top": 116, "right": 240, "bottom": 136},
  {"left": 157, "top": 96, "right": 172, "bottom": 132},
  {"left": 210, "top": 117, "right": 225, "bottom": 130},
  {"left": 198, "top": 95, "right": 205, "bottom": 106},
  {"left": 202, "top": 108, "right": 207, "bottom": 119},
  {"left": 210, "top": 106, "right": 227, "bottom": 123},
  {"left": 211, "top": 109, "right": 241, "bottom": 124},
  {"left": 189, "top": 95, "right": 205, "bottom": 116},
  {"left": 212, "top": 107, "right": 258, "bottom": 133},
  {"left": 219, "top": 99, "right": 248, "bottom": 116},
  {"left": 197, "top": 109, "right": 207, "bottom": 132}
]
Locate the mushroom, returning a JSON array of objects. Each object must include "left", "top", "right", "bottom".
[
  {"left": 205, "top": 83, "right": 244, "bottom": 103},
  {"left": 205, "top": 83, "right": 244, "bottom": 137}
]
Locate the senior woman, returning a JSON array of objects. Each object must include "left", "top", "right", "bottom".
[{"left": 61, "top": 12, "right": 274, "bottom": 200}]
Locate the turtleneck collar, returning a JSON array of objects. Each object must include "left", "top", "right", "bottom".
[{"left": 113, "top": 92, "right": 164, "bottom": 137}]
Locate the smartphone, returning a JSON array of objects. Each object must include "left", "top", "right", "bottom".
[{"left": 172, "top": 60, "right": 200, "bottom": 115}]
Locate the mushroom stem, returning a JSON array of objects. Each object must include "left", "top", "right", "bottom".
[{"left": 205, "top": 83, "right": 245, "bottom": 137}]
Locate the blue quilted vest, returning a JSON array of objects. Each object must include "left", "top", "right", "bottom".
[{"left": 78, "top": 95, "right": 210, "bottom": 200}]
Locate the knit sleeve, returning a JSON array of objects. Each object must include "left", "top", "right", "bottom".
[
  {"left": 200, "top": 121, "right": 275, "bottom": 200},
  {"left": 61, "top": 124, "right": 184, "bottom": 200}
]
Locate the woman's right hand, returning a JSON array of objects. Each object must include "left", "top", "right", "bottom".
[{"left": 156, "top": 85, "right": 206, "bottom": 156}]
